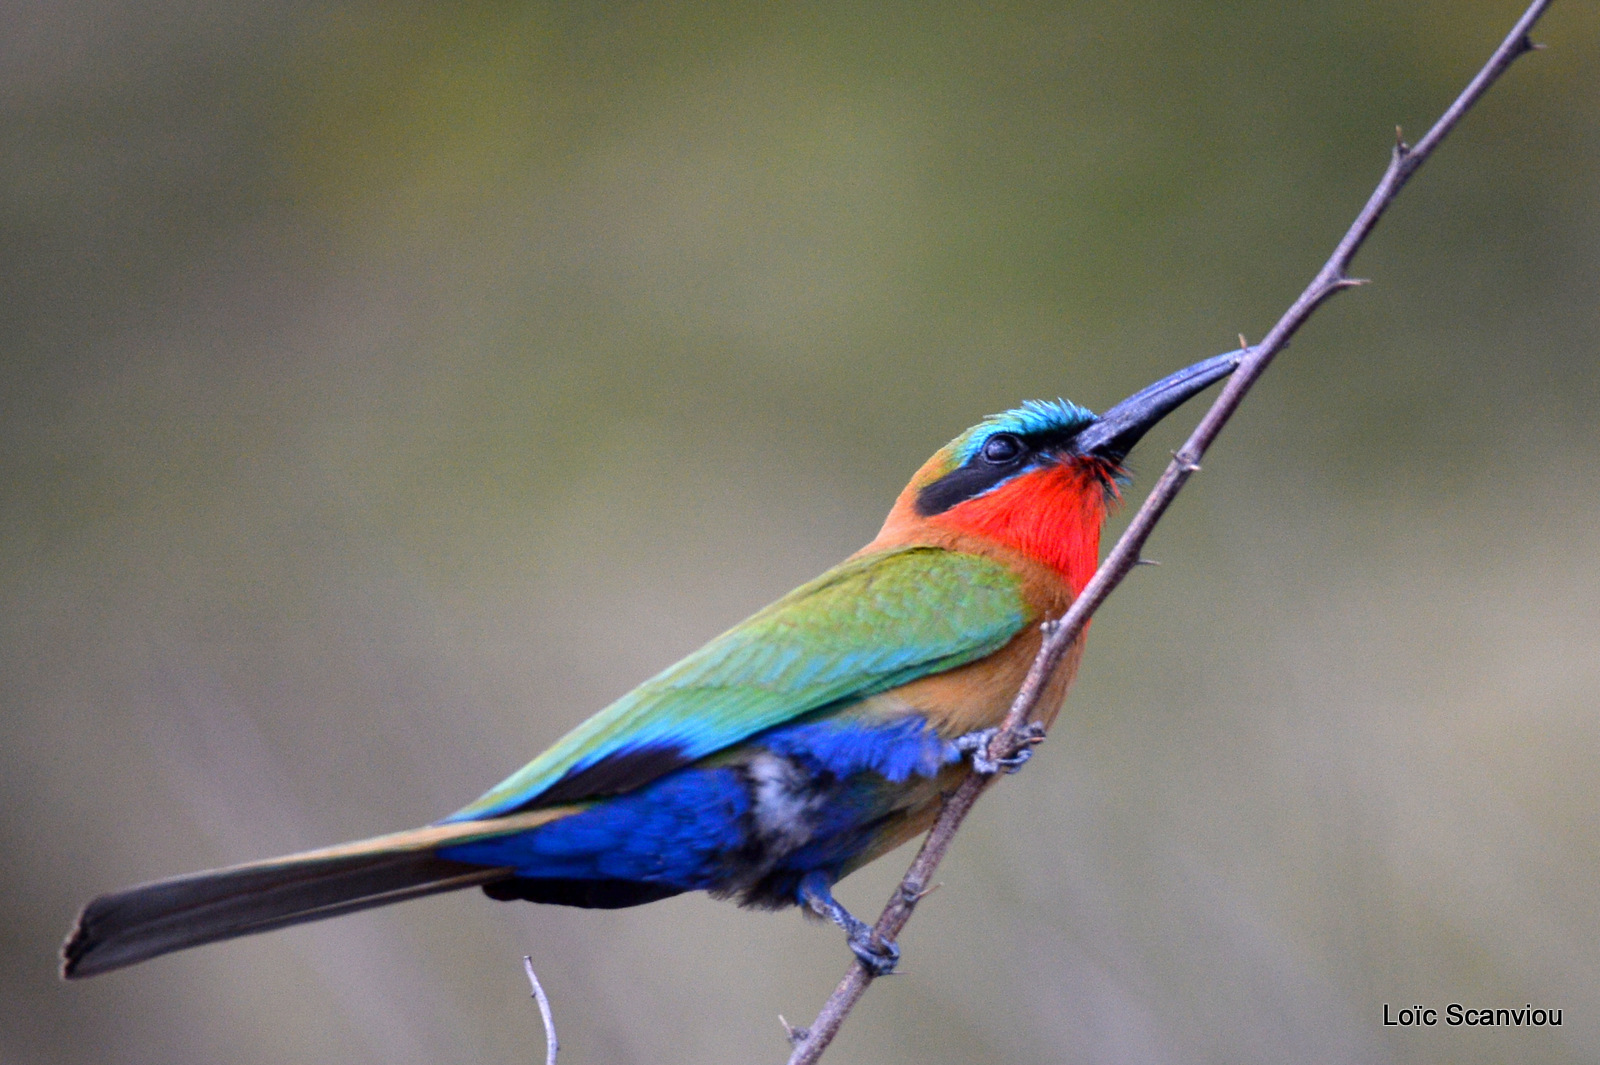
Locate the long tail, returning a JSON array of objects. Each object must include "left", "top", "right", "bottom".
[{"left": 62, "top": 809, "right": 572, "bottom": 979}]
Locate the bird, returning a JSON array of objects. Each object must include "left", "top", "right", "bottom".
[{"left": 62, "top": 350, "right": 1237, "bottom": 980}]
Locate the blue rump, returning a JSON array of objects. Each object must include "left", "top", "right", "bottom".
[
  {"left": 438, "top": 768, "right": 751, "bottom": 890},
  {"left": 437, "top": 712, "right": 960, "bottom": 897}
]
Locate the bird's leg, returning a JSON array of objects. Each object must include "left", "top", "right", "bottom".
[
  {"left": 797, "top": 871, "right": 899, "bottom": 976},
  {"left": 953, "top": 723, "right": 1047, "bottom": 775}
]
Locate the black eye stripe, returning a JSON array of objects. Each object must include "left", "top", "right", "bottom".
[
  {"left": 916, "top": 435, "right": 1036, "bottom": 516},
  {"left": 914, "top": 424, "right": 1092, "bottom": 517},
  {"left": 915, "top": 464, "right": 1008, "bottom": 516}
]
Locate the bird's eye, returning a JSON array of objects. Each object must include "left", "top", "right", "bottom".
[{"left": 980, "top": 433, "right": 1024, "bottom": 464}]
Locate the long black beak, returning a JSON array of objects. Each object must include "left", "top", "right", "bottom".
[{"left": 1073, "top": 349, "right": 1241, "bottom": 461}]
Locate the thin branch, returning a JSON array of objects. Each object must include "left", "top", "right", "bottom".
[
  {"left": 783, "top": 2, "right": 1553, "bottom": 1061},
  {"left": 523, "top": 955, "right": 559, "bottom": 1065}
]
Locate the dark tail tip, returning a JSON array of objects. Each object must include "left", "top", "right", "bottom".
[{"left": 61, "top": 903, "right": 101, "bottom": 979}]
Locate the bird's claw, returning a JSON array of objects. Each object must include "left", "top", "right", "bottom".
[
  {"left": 798, "top": 872, "right": 900, "bottom": 976},
  {"left": 954, "top": 723, "right": 1046, "bottom": 775},
  {"left": 846, "top": 926, "right": 900, "bottom": 976}
]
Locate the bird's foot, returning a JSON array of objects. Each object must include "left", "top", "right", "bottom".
[
  {"left": 953, "top": 723, "right": 1047, "bottom": 775},
  {"left": 798, "top": 872, "right": 899, "bottom": 976}
]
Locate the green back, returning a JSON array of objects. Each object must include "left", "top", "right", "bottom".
[{"left": 446, "top": 545, "right": 1031, "bottom": 821}]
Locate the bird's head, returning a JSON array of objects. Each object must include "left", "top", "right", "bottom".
[{"left": 876, "top": 351, "right": 1239, "bottom": 592}]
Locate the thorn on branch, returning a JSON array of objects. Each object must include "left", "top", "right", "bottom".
[
  {"left": 781, "top": 1016, "right": 811, "bottom": 1047},
  {"left": 1393, "top": 125, "right": 1414, "bottom": 164},
  {"left": 900, "top": 881, "right": 942, "bottom": 905},
  {"left": 1237, "top": 333, "right": 1250, "bottom": 351},
  {"left": 1170, "top": 449, "right": 1202, "bottom": 474},
  {"left": 1330, "top": 276, "right": 1371, "bottom": 291},
  {"left": 1134, "top": 557, "right": 1161, "bottom": 567}
]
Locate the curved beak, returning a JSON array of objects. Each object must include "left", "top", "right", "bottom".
[{"left": 1072, "top": 349, "right": 1242, "bottom": 461}]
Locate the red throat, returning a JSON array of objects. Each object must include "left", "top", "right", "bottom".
[{"left": 933, "top": 461, "right": 1116, "bottom": 593}]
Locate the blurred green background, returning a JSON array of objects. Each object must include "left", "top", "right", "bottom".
[{"left": 4, "top": 2, "right": 1597, "bottom": 1063}]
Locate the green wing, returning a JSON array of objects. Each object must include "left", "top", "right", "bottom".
[{"left": 445, "top": 545, "right": 1030, "bottom": 821}]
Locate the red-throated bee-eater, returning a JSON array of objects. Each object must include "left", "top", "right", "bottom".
[{"left": 63, "top": 351, "right": 1237, "bottom": 979}]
